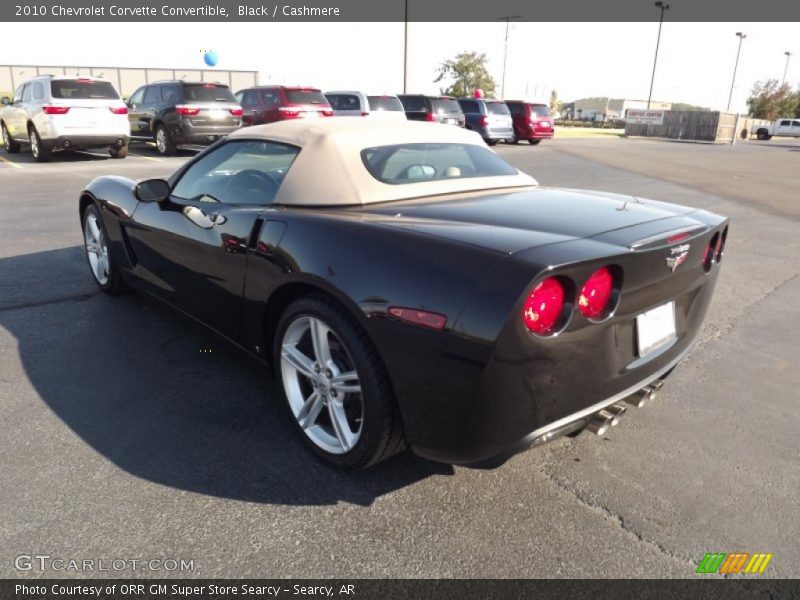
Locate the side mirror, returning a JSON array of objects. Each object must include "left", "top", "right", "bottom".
[
  {"left": 134, "top": 179, "right": 170, "bottom": 203},
  {"left": 0, "top": 97, "right": 10, "bottom": 106}
]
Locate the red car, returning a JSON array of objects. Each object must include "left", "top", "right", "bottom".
[
  {"left": 505, "top": 101, "right": 555, "bottom": 145},
  {"left": 234, "top": 86, "right": 332, "bottom": 125}
]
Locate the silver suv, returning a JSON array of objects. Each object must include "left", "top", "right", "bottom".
[{"left": 0, "top": 75, "right": 131, "bottom": 161}]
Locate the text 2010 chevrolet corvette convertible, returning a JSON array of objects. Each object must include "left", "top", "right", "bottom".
[{"left": 79, "top": 119, "right": 727, "bottom": 469}]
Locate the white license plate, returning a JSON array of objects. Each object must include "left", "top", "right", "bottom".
[
  {"left": 302, "top": 111, "right": 320, "bottom": 118},
  {"left": 448, "top": 118, "right": 458, "bottom": 124},
  {"left": 540, "top": 121, "right": 551, "bottom": 128},
  {"left": 636, "top": 302, "right": 676, "bottom": 356},
  {"left": 208, "top": 109, "right": 226, "bottom": 120}
]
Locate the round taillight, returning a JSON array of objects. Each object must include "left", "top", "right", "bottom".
[
  {"left": 704, "top": 232, "right": 719, "bottom": 272},
  {"left": 522, "top": 277, "right": 565, "bottom": 335},
  {"left": 715, "top": 227, "right": 728, "bottom": 263},
  {"left": 578, "top": 267, "right": 614, "bottom": 319}
]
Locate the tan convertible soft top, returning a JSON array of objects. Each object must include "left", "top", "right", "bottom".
[{"left": 227, "top": 118, "right": 538, "bottom": 206}]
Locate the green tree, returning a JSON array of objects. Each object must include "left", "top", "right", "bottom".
[
  {"left": 549, "top": 89, "right": 562, "bottom": 114},
  {"left": 434, "top": 51, "right": 496, "bottom": 98},
  {"left": 746, "top": 79, "right": 799, "bottom": 120}
]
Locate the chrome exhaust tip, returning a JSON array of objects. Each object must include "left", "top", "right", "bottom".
[
  {"left": 586, "top": 411, "right": 615, "bottom": 436},
  {"left": 605, "top": 403, "right": 627, "bottom": 425},
  {"left": 623, "top": 386, "right": 656, "bottom": 408}
]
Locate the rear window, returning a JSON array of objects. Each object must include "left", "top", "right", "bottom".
[
  {"left": 486, "top": 101, "right": 511, "bottom": 115},
  {"left": 50, "top": 80, "right": 119, "bottom": 100},
  {"left": 399, "top": 95, "right": 427, "bottom": 112},
  {"left": 529, "top": 104, "right": 550, "bottom": 117},
  {"left": 367, "top": 96, "right": 404, "bottom": 112},
  {"left": 361, "top": 143, "right": 518, "bottom": 185},
  {"left": 182, "top": 84, "right": 236, "bottom": 102},
  {"left": 458, "top": 100, "right": 480, "bottom": 113},
  {"left": 326, "top": 93, "right": 361, "bottom": 111},
  {"left": 285, "top": 89, "right": 328, "bottom": 105},
  {"left": 431, "top": 98, "right": 462, "bottom": 115}
]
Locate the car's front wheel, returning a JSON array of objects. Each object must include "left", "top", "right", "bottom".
[
  {"left": 1, "top": 122, "right": 20, "bottom": 153},
  {"left": 82, "top": 204, "right": 127, "bottom": 294},
  {"left": 109, "top": 144, "right": 128, "bottom": 159},
  {"left": 274, "top": 295, "right": 405, "bottom": 469}
]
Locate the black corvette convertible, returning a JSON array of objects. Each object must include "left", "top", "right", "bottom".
[{"left": 79, "top": 119, "right": 727, "bottom": 469}]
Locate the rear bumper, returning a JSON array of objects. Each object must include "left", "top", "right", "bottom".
[
  {"left": 171, "top": 120, "right": 241, "bottom": 145},
  {"left": 42, "top": 134, "right": 130, "bottom": 150},
  {"left": 482, "top": 126, "right": 514, "bottom": 141}
]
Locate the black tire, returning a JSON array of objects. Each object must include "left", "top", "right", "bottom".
[
  {"left": 1, "top": 122, "right": 20, "bottom": 153},
  {"left": 273, "top": 295, "right": 405, "bottom": 469},
  {"left": 154, "top": 124, "right": 176, "bottom": 156},
  {"left": 486, "top": 139, "right": 498, "bottom": 146},
  {"left": 28, "top": 126, "right": 52, "bottom": 162},
  {"left": 81, "top": 203, "right": 128, "bottom": 295},
  {"left": 756, "top": 129, "right": 770, "bottom": 141},
  {"left": 528, "top": 139, "right": 542, "bottom": 145},
  {"left": 109, "top": 144, "right": 128, "bottom": 159}
]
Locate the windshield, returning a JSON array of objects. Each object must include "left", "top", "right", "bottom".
[
  {"left": 50, "top": 80, "right": 119, "bottom": 99},
  {"left": 361, "top": 143, "right": 518, "bottom": 185},
  {"left": 530, "top": 104, "right": 550, "bottom": 117},
  {"left": 368, "top": 96, "right": 404, "bottom": 112},
  {"left": 326, "top": 93, "right": 361, "bottom": 111},
  {"left": 182, "top": 84, "right": 236, "bottom": 102}
]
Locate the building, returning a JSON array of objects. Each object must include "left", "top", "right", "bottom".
[{"left": 562, "top": 98, "right": 672, "bottom": 121}]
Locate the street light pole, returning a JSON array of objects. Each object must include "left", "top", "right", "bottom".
[
  {"left": 727, "top": 32, "right": 746, "bottom": 112},
  {"left": 647, "top": 1, "right": 669, "bottom": 110},
  {"left": 499, "top": 15, "right": 521, "bottom": 99},
  {"left": 782, "top": 51, "right": 793, "bottom": 87},
  {"left": 403, "top": 0, "right": 409, "bottom": 93}
]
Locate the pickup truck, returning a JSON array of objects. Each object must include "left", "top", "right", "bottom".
[{"left": 751, "top": 118, "right": 800, "bottom": 140}]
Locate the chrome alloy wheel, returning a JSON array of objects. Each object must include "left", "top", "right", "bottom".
[
  {"left": 1, "top": 124, "right": 9, "bottom": 147},
  {"left": 83, "top": 212, "right": 110, "bottom": 285},
  {"left": 29, "top": 129, "right": 39, "bottom": 158},
  {"left": 281, "top": 316, "right": 363, "bottom": 454},
  {"left": 155, "top": 128, "right": 167, "bottom": 154}
]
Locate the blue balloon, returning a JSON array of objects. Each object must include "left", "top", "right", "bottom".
[{"left": 204, "top": 51, "right": 218, "bottom": 67}]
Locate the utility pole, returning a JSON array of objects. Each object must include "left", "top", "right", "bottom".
[
  {"left": 647, "top": 1, "right": 670, "bottom": 110},
  {"left": 499, "top": 15, "right": 521, "bottom": 99},
  {"left": 727, "top": 32, "right": 746, "bottom": 112},
  {"left": 403, "top": 0, "right": 409, "bottom": 93},
  {"left": 782, "top": 51, "right": 793, "bottom": 87}
]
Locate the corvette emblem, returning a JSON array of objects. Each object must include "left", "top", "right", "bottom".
[{"left": 666, "top": 244, "right": 690, "bottom": 272}]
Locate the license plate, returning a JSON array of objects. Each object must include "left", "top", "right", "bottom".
[
  {"left": 636, "top": 302, "right": 676, "bottom": 356},
  {"left": 540, "top": 121, "right": 551, "bottom": 128},
  {"left": 303, "top": 111, "right": 320, "bottom": 118},
  {"left": 208, "top": 109, "right": 226, "bottom": 120},
  {"left": 448, "top": 118, "right": 458, "bottom": 124}
]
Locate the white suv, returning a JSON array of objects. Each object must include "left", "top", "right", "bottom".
[{"left": 0, "top": 75, "right": 130, "bottom": 161}]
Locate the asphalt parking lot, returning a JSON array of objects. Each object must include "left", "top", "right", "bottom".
[{"left": 1, "top": 136, "right": 798, "bottom": 579}]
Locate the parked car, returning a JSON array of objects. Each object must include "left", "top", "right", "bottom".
[
  {"left": 78, "top": 118, "right": 728, "bottom": 469},
  {"left": 325, "top": 91, "right": 368, "bottom": 116},
  {"left": 126, "top": 81, "right": 242, "bottom": 155},
  {"left": 398, "top": 94, "right": 465, "bottom": 127},
  {"left": 751, "top": 118, "right": 800, "bottom": 140},
  {"left": 235, "top": 86, "right": 332, "bottom": 126},
  {"left": 505, "top": 100, "right": 555, "bottom": 144},
  {"left": 365, "top": 94, "right": 407, "bottom": 120},
  {"left": 457, "top": 98, "right": 514, "bottom": 145},
  {"left": 0, "top": 75, "right": 130, "bottom": 161}
]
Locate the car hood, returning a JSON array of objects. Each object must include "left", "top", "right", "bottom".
[{"left": 351, "top": 187, "right": 704, "bottom": 254}]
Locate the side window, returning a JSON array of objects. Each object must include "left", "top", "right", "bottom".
[
  {"left": 21, "top": 84, "right": 32, "bottom": 102},
  {"left": 161, "top": 85, "right": 179, "bottom": 104},
  {"left": 32, "top": 82, "right": 44, "bottom": 100},
  {"left": 242, "top": 90, "right": 259, "bottom": 107},
  {"left": 793, "top": 121, "right": 800, "bottom": 127},
  {"left": 458, "top": 100, "right": 479, "bottom": 114},
  {"left": 778, "top": 120, "right": 791, "bottom": 126},
  {"left": 143, "top": 86, "right": 162, "bottom": 103},
  {"left": 13, "top": 85, "right": 24, "bottom": 103},
  {"left": 128, "top": 87, "right": 145, "bottom": 105},
  {"left": 172, "top": 140, "right": 301, "bottom": 205},
  {"left": 261, "top": 91, "right": 278, "bottom": 107}
]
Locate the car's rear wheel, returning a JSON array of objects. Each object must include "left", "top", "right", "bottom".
[
  {"left": 28, "top": 126, "right": 51, "bottom": 162},
  {"left": 486, "top": 139, "right": 498, "bottom": 146},
  {"left": 82, "top": 204, "right": 127, "bottom": 294},
  {"left": 154, "top": 125, "right": 176, "bottom": 156},
  {"left": 109, "top": 144, "right": 128, "bottom": 159},
  {"left": 1, "top": 122, "right": 20, "bottom": 153},
  {"left": 274, "top": 295, "right": 405, "bottom": 469},
  {"left": 528, "top": 139, "right": 542, "bottom": 145},
  {"left": 756, "top": 129, "right": 771, "bottom": 141}
]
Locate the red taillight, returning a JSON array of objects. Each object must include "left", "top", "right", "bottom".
[
  {"left": 578, "top": 267, "right": 614, "bottom": 319},
  {"left": 43, "top": 105, "right": 70, "bottom": 115},
  {"left": 229, "top": 108, "right": 243, "bottom": 116},
  {"left": 176, "top": 105, "right": 200, "bottom": 116},
  {"left": 522, "top": 277, "right": 566, "bottom": 336},
  {"left": 361, "top": 111, "right": 369, "bottom": 116},
  {"left": 389, "top": 307, "right": 447, "bottom": 330},
  {"left": 109, "top": 106, "right": 128, "bottom": 115},
  {"left": 426, "top": 112, "right": 436, "bottom": 122},
  {"left": 322, "top": 110, "right": 333, "bottom": 117},
  {"left": 667, "top": 231, "right": 691, "bottom": 244},
  {"left": 278, "top": 107, "right": 300, "bottom": 118},
  {"left": 479, "top": 115, "right": 489, "bottom": 127}
]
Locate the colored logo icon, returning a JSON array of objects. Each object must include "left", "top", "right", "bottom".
[
  {"left": 204, "top": 51, "right": 218, "bottom": 67},
  {"left": 696, "top": 552, "right": 773, "bottom": 574}
]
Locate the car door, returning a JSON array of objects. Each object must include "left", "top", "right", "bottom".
[
  {"left": 239, "top": 89, "right": 261, "bottom": 126},
  {"left": 127, "top": 87, "right": 148, "bottom": 138},
  {"left": 261, "top": 90, "right": 280, "bottom": 123},
  {"left": 775, "top": 120, "right": 792, "bottom": 136},
  {"left": 127, "top": 139, "right": 301, "bottom": 339},
  {"left": 5, "top": 85, "right": 26, "bottom": 138},
  {"left": 793, "top": 120, "right": 800, "bottom": 137}
]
